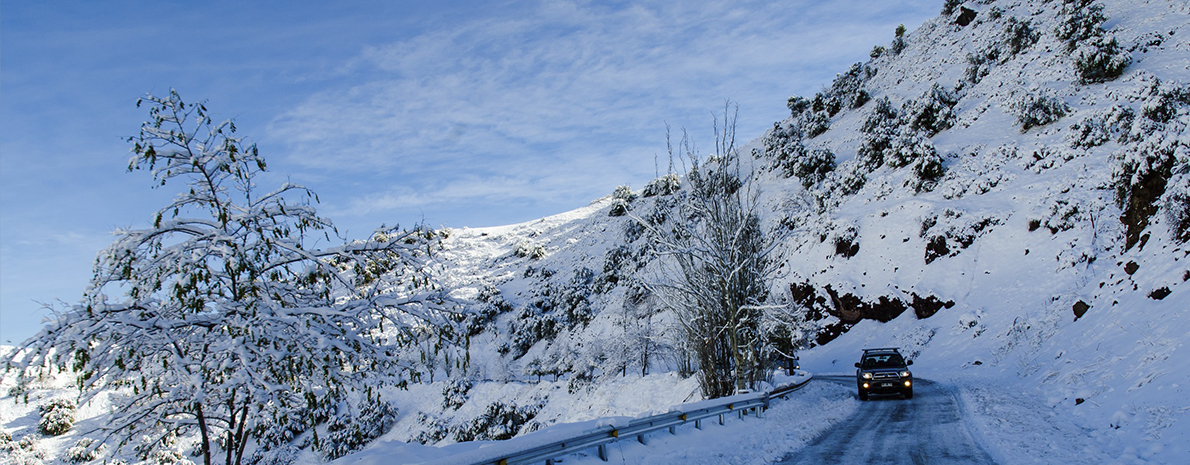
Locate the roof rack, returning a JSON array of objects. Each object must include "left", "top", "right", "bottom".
[{"left": 861, "top": 347, "right": 901, "bottom": 353}]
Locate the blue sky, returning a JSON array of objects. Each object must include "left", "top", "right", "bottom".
[{"left": 0, "top": 0, "right": 937, "bottom": 343}]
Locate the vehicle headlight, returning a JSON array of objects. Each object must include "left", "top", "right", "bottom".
[
  {"left": 862, "top": 372, "right": 873, "bottom": 380},
  {"left": 900, "top": 371, "right": 911, "bottom": 378}
]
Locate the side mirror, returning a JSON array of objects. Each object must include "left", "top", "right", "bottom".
[
  {"left": 907, "top": 360, "right": 914, "bottom": 366},
  {"left": 854, "top": 362, "right": 861, "bottom": 368}
]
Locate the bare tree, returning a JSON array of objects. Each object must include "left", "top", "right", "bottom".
[{"left": 638, "top": 103, "right": 786, "bottom": 398}]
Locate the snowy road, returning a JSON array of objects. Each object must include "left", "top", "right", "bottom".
[{"left": 773, "top": 376, "right": 996, "bottom": 465}]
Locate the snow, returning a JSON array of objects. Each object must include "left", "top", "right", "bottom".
[{"left": 5, "top": 0, "right": 1190, "bottom": 464}]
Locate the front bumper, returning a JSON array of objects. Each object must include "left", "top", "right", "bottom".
[{"left": 858, "top": 377, "right": 912, "bottom": 394}]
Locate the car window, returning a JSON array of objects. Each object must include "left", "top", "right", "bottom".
[{"left": 862, "top": 354, "right": 904, "bottom": 368}]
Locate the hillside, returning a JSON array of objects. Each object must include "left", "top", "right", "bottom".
[
  {"left": 3, "top": 0, "right": 1189, "bottom": 464},
  {"left": 402, "top": 0, "right": 1190, "bottom": 461}
]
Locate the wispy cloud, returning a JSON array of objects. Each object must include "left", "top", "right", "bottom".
[{"left": 268, "top": 0, "right": 937, "bottom": 224}]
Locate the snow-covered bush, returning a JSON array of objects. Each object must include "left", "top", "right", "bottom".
[
  {"left": 942, "top": 0, "right": 962, "bottom": 15},
  {"left": 595, "top": 245, "right": 638, "bottom": 292},
  {"left": 441, "top": 378, "right": 473, "bottom": 411},
  {"left": 409, "top": 413, "right": 448, "bottom": 445},
  {"left": 891, "top": 24, "right": 907, "bottom": 54},
  {"left": 857, "top": 97, "right": 903, "bottom": 170},
  {"left": 800, "top": 111, "right": 832, "bottom": 138},
  {"left": 904, "top": 83, "right": 958, "bottom": 136},
  {"left": 787, "top": 95, "right": 810, "bottom": 115},
  {"left": 149, "top": 447, "right": 193, "bottom": 465},
  {"left": 37, "top": 398, "right": 75, "bottom": 436},
  {"left": 791, "top": 149, "right": 838, "bottom": 189},
  {"left": 612, "top": 184, "right": 636, "bottom": 202},
  {"left": 461, "top": 285, "right": 509, "bottom": 337},
  {"left": 642, "top": 173, "right": 680, "bottom": 197},
  {"left": 885, "top": 130, "right": 938, "bottom": 170},
  {"left": 921, "top": 211, "right": 1001, "bottom": 264},
  {"left": 6, "top": 377, "right": 31, "bottom": 403},
  {"left": 1164, "top": 174, "right": 1190, "bottom": 243},
  {"left": 1067, "top": 104, "right": 1136, "bottom": 148},
  {"left": 505, "top": 269, "right": 595, "bottom": 357},
  {"left": 963, "top": 51, "right": 994, "bottom": 85},
  {"left": 608, "top": 199, "right": 629, "bottom": 217},
  {"left": 763, "top": 122, "right": 836, "bottom": 187},
  {"left": 1039, "top": 198, "right": 1088, "bottom": 234},
  {"left": 451, "top": 401, "right": 542, "bottom": 442},
  {"left": 910, "top": 151, "right": 947, "bottom": 192},
  {"left": 246, "top": 445, "right": 299, "bottom": 465},
  {"left": 514, "top": 240, "right": 546, "bottom": 259},
  {"left": 826, "top": 63, "right": 873, "bottom": 112},
  {"left": 65, "top": 438, "right": 104, "bottom": 463},
  {"left": 1012, "top": 91, "right": 1069, "bottom": 132},
  {"left": 1115, "top": 135, "right": 1183, "bottom": 249},
  {"left": 1055, "top": 0, "right": 1108, "bottom": 52},
  {"left": 1074, "top": 35, "right": 1130, "bottom": 84},
  {"left": 2, "top": 434, "right": 46, "bottom": 465},
  {"left": 320, "top": 401, "right": 398, "bottom": 460},
  {"left": 1140, "top": 81, "right": 1190, "bottom": 124},
  {"left": 1001, "top": 17, "right": 1040, "bottom": 57}
]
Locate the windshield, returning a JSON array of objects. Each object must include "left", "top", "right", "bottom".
[{"left": 862, "top": 353, "right": 905, "bottom": 369}]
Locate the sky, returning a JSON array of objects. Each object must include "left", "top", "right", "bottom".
[{"left": 0, "top": 0, "right": 938, "bottom": 344}]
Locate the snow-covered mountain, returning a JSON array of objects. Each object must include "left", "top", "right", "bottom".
[
  {"left": 4, "top": 0, "right": 1188, "bottom": 464},
  {"left": 400, "top": 0, "right": 1190, "bottom": 460}
]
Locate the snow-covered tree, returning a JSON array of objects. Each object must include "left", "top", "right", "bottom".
[
  {"left": 640, "top": 104, "right": 786, "bottom": 398},
  {"left": 7, "top": 91, "right": 453, "bottom": 465}
]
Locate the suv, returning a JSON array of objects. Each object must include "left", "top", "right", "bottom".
[{"left": 854, "top": 348, "right": 913, "bottom": 400}]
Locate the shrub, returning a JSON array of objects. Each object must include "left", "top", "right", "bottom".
[
  {"left": 1075, "top": 35, "right": 1130, "bottom": 84},
  {"left": 612, "top": 185, "right": 636, "bottom": 202},
  {"left": 912, "top": 152, "right": 946, "bottom": 187},
  {"left": 37, "top": 399, "right": 76, "bottom": 436},
  {"left": 3, "top": 434, "right": 46, "bottom": 465},
  {"left": 1115, "top": 138, "right": 1180, "bottom": 249},
  {"left": 787, "top": 95, "right": 810, "bottom": 115},
  {"left": 904, "top": 83, "right": 958, "bottom": 136},
  {"left": 964, "top": 52, "right": 994, "bottom": 85},
  {"left": 1141, "top": 84, "right": 1190, "bottom": 124},
  {"left": 65, "top": 438, "right": 104, "bottom": 463},
  {"left": 642, "top": 173, "right": 680, "bottom": 197},
  {"left": 1067, "top": 105, "right": 1135, "bottom": 148},
  {"left": 870, "top": 45, "right": 885, "bottom": 59},
  {"left": 1002, "top": 17, "right": 1040, "bottom": 57},
  {"left": 1163, "top": 178, "right": 1190, "bottom": 243},
  {"left": 320, "top": 401, "right": 398, "bottom": 460},
  {"left": 891, "top": 25, "right": 907, "bottom": 54},
  {"left": 857, "top": 97, "right": 903, "bottom": 170},
  {"left": 514, "top": 240, "right": 546, "bottom": 259},
  {"left": 451, "top": 402, "right": 541, "bottom": 442},
  {"left": 608, "top": 199, "right": 629, "bottom": 217},
  {"left": 801, "top": 111, "right": 831, "bottom": 138},
  {"left": 1055, "top": 0, "right": 1107, "bottom": 52},
  {"left": 942, "top": 0, "right": 962, "bottom": 16},
  {"left": 1013, "top": 91, "right": 1069, "bottom": 132},
  {"left": 793, "top": 149, "right": 838, "bottom": 189},
  {"left": 442, "top": 378, "right": 474, "bottom": 411}
]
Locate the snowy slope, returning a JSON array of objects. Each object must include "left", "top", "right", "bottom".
[{"left": 5, "top": 0, "right": 1190, "bottom": 464}]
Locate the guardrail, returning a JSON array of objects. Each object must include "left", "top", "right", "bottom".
[{"left": 426, "top": 372, "right": 812, "bottom": 465}]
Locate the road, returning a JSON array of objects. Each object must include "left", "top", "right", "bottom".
[{"left": 773, "top": 376, "right": 997, "bottom": 465}]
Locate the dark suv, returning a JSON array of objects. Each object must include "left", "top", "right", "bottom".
[{"left": 854, "top": 348, "right": 913, "bottom": 400}]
